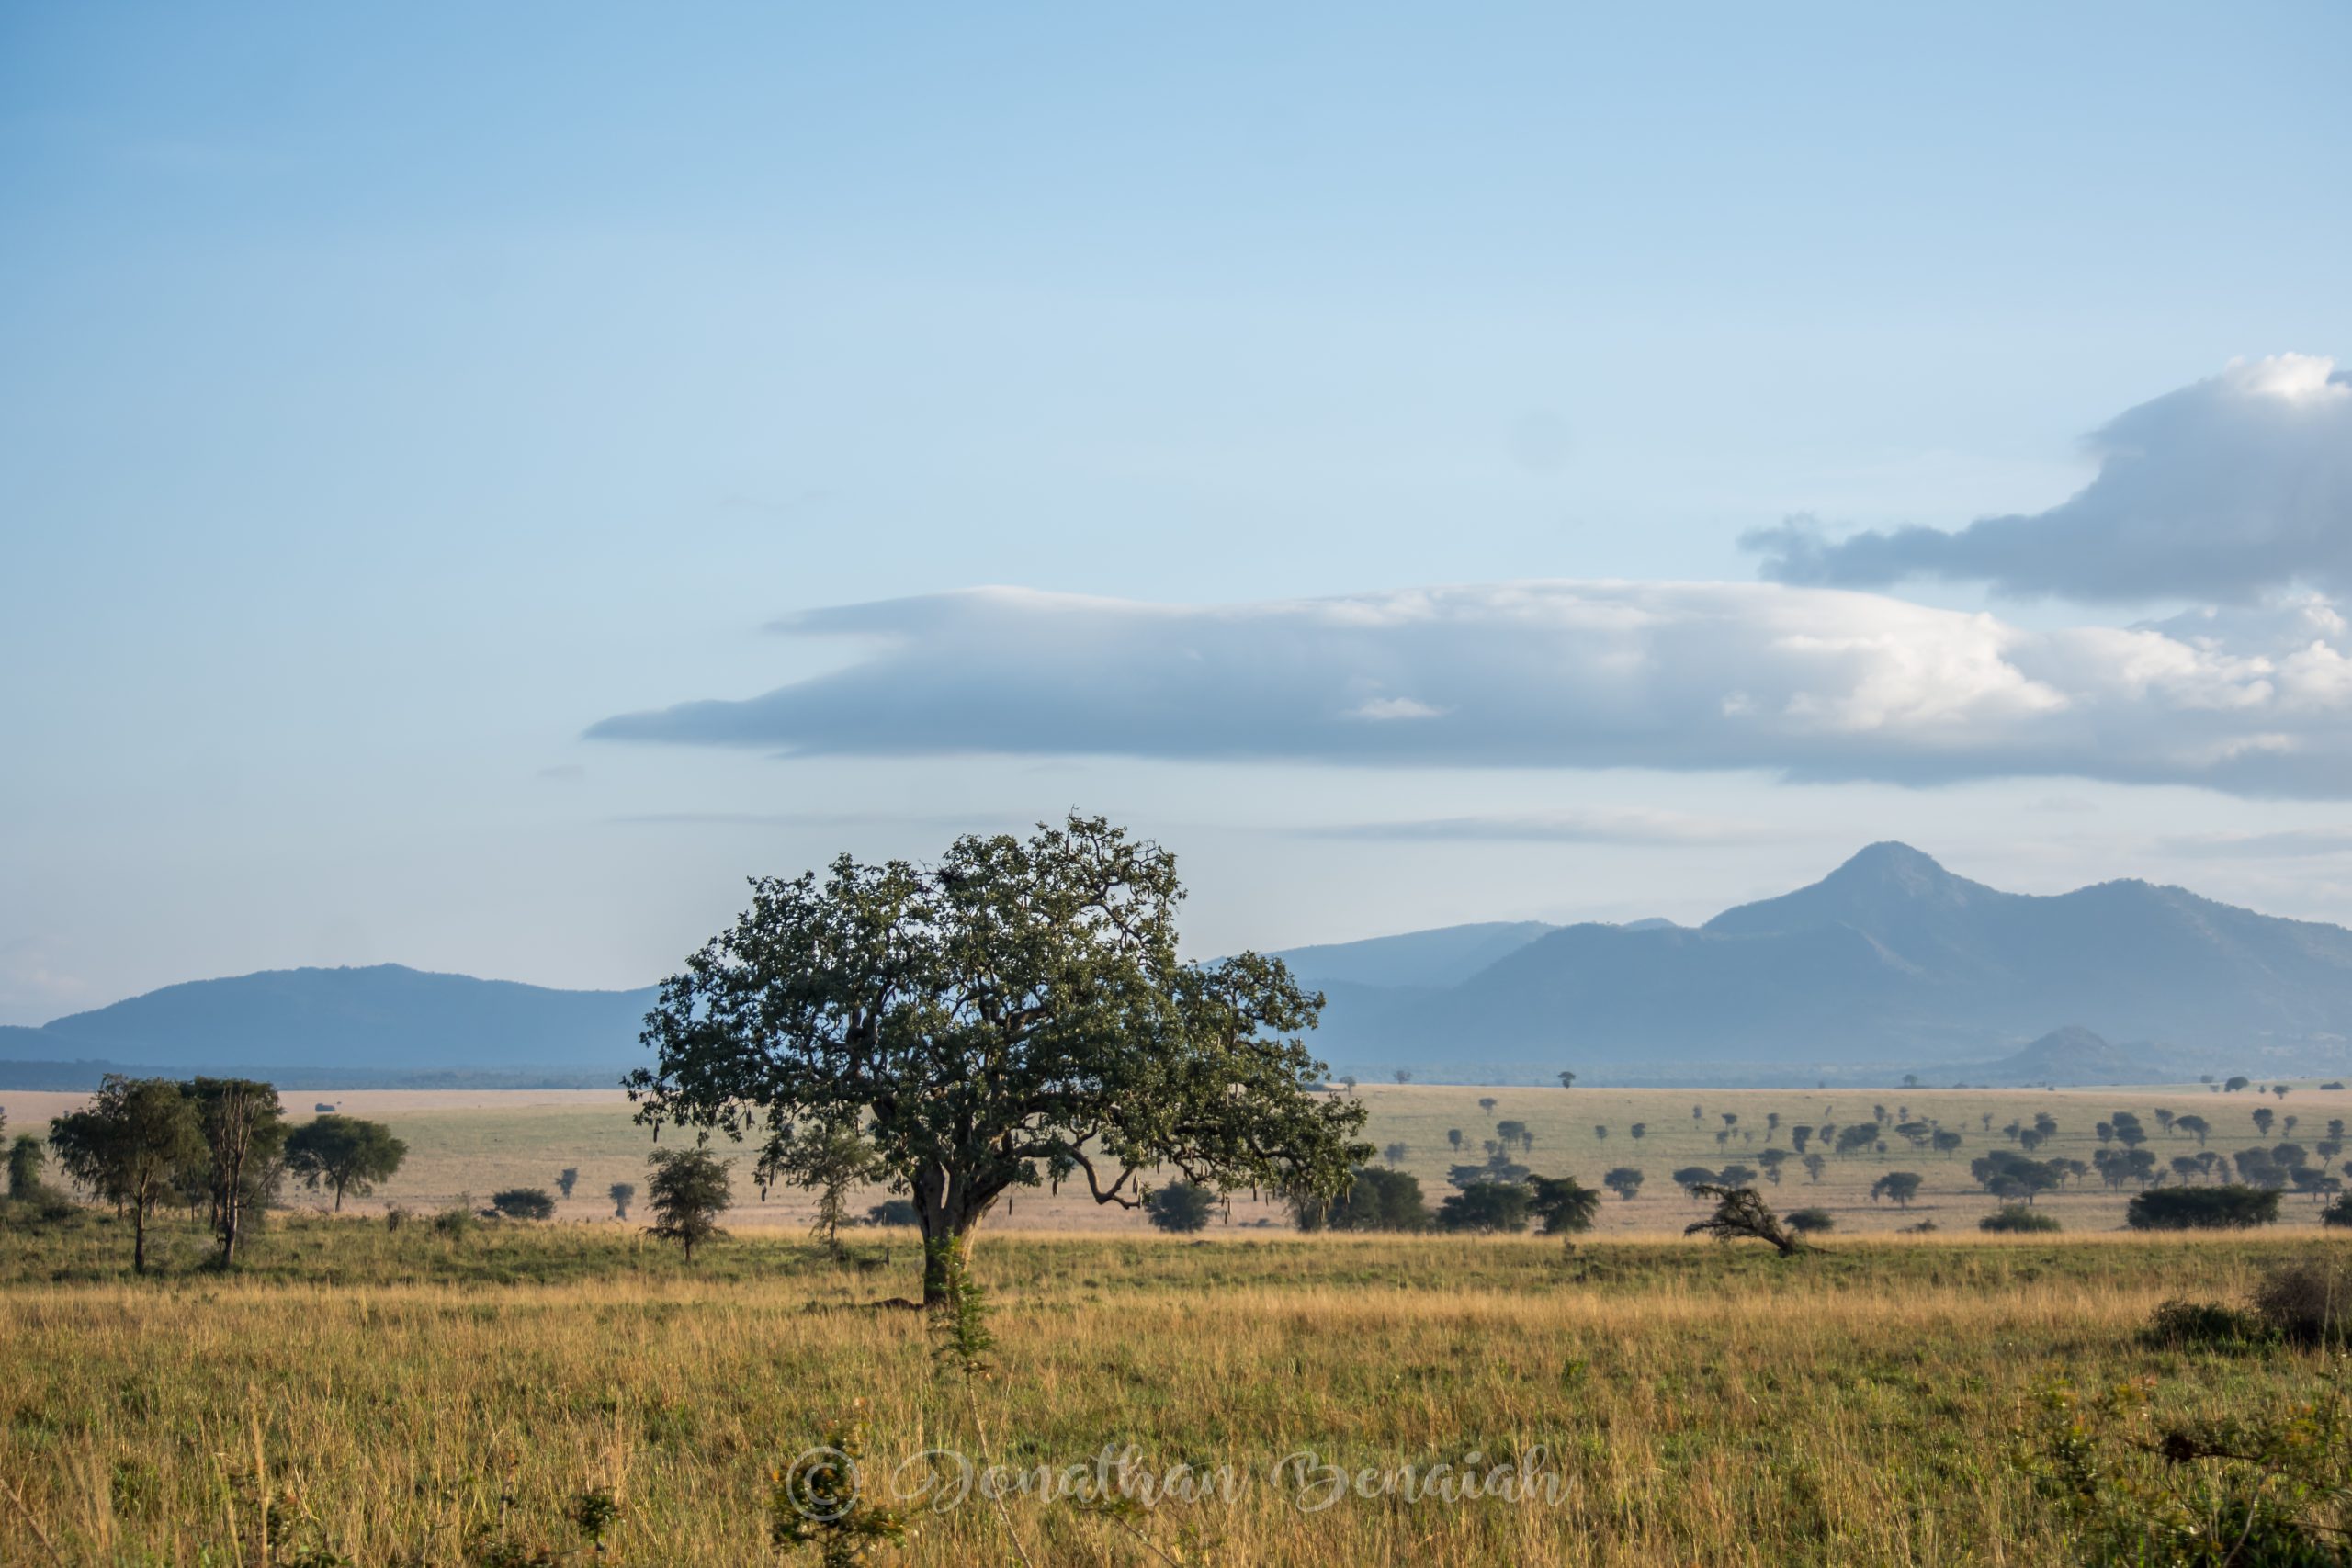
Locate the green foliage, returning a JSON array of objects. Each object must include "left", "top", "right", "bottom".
[
  {"left": 1784, "top": 1208, "right": 1834, "bottom": 1234},
  {"left": 1981, "top": 1206, "right": 2062, "bottom": 1233},
  {"left": 2127, "top": 1185, "right": 2282, "bottom": 1231},
  {"left": 1434, "top": 1180, "right": 1533, "bottom": 1233},
  {"left": 46, "top": 1075, "right": 206, "bottom": 1272},
  {"left": 1671, "top": 1165, "right": 1719, "bottom": 1194},
  {"left": 771, "top": 1409, "right": 910, "bottom": 1565},
  {"left": 1685, "top": 1184, "right": 1804, "bottom": 1255},
  {"left": 762, "top": 1121, "right": 885, "bottom": 1256},
  {"left": 625, "top": 813, "right": 1371, "bottom": 1304},
  {"left": 284, "top": 1115, "right": 408, "bottom": 1211},
  {"left": 491, "top": 1188, "right": 557, "bottom": 1221},
  {"left": 646, "top": 1145, "right": 733, "bottom": 1262},
  {"left": 2143, "top": 1299, "right": 2273, "bottom": 1353},
  {"left": 7, "top": 1132, "right": 48, "bottom": 1201},
  {"left": 1870, "top": 1170, "right": 1923, "bottom": 1208},
  {"left": 2014, "top": 1374, "right": 2352, "bottom": 1565},
  {"left": 186, "top": 1077, "right": 288, "bottom": 1266},
  {"left": 1144, "top": 1179, "right": 1217, "bottom": 1233},
  {"left": 1294, "top": 1166, "right": 1430, "bottom": 1232},
  {"left": 1530, "top": 1175, "right": 1602, "bottom": 1235}
]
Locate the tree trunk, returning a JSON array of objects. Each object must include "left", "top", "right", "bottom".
[
  {"left": 917, "top": 1190, "right": 994, "bottom": 1307},
  {"left": 133, "top": 1200, "right": 147, "bottom": 1276}
]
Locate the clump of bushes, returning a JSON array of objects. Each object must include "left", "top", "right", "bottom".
[
  {"left": 1980, "top": 1206, "right": 2061, "bottom": 1233},
  {"left": 1292, "top": 1167, "right": 1432, "bottom": 1232},
  {"left": 2142, "top": 1298, "right": 2271, "bottom": 1352},
  {"left": 1144, "top": 1180, "right": 1216, "bottom": 1233},
  {"left": 1435, "top": 1181, "right": 1533, "bottom": 1234},
  {"left": 1784, "top": 1209, "right": 1835, "bottom": 1235},
  {"left": 490, "top": 1188, "right": 557, "bottom": 1221},
  {"left": 2124, "top": 1184, "right": 2280, "bottom": 1230},
  {"left": 432, "top": 1202, "right": 480, "bottom": 1238},
  {"left": 2251, "top": 1259, "right": 2352, "bottom": 1348}
]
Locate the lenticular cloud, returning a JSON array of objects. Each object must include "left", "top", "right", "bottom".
[{"left": 590, "top": 579, "right": 2352, "bottom": 797}]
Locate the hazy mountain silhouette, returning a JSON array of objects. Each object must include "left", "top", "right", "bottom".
[
  {"left": 1307, "top": 843, "right": 2352, "bottom": 1082},
  {"left": 1959, "top": 1025, "right": 2157, "bottom": 1087},
  {"left": 0, "top": 964, "right": 657, "bottom": 1079}
]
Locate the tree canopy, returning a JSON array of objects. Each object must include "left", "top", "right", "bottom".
[
  {"left": 285, "top": 1115, "right": 408, "bottom": 1211},
  {"left": 626, "top": 815, "right": 1370, "bottom": 1303}
]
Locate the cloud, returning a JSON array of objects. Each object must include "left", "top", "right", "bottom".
[
  {"left": 1306, "top": 807, "right": 1773, "bottom": 845},
  {"left": 1746, "top": 355, "right": 2352, "bottom": 602},
  {"left": 2156, "top": 828, "right": 2352, "bottom": 859},
  {"left": 588, "top": 579, "right": 2352, "bottom": 797}
]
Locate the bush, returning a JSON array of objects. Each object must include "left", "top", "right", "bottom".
[
  {"left": 1145, "top": 1180, "right": 1217, "bottom": 1233},
  {"left": 431, "top": 1203, "right": 479, "bottom": 1238},
  {"left": 1302, "top": 1167, "right": 1432, "bottom": 1233},
  {"left": 1434, "top": 1181, "right": 1533, "bottom": 1233},
  {"left": 2252, "top": 1260, "right": 2352, "bottom": 1348},
  {"left": 2143, "top": 1298, "right": 2272, "bottom": 1352},
  {"left": 490, "top": 1188, "right": 558, "bottom": 1221},
  {"left": 1980, "top": 1206, "right": 2061, "bottom": 1233},
  {"left": 1784, "top": 1208, "right": 1835, "bottom": 1234},
  {"left": 2323, "top": 1193, "right": 2352, "bottom": 1229},
  {"left": 864, "top": 1198, "right": 920, "bottom": 1228},
  {"left": 2125, "top": 1184, "right": 2281, "bottom": 1231}
]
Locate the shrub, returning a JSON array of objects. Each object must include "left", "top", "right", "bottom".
[
  {"left": 2142, "top": 1298, "right": 2271, "bottom": 1352},
  {"left": 1529, "top": 1176, "right": 1601, "bottom": 1235},
  {"left": 1979, "top": 1206, "right": 2060, "bottom": 1233},
  {"left": 2323, "top": 1193, "right": 2352, "bottom": 1229},
  {"left": 1434, "top": 1181, "right": 1533, "bottom": 1233},
  {"left": 491, "top": 1188, "right": 557, "bottom": 1221},
  {"left": 1145, "top": 1180, "right": 1217, "bottom": 1233},
  {"left": 2125, "top": 1185, "right": 2281, "bottom": 1231},
  {"left": 1783, "top": 1208, "right": 1834, "bottom": 1235},
  {"left": 432, "top": 1203, "right": 479, "bottom": 1238},
  {"left": 2252, "top": 1259, "right": 2352, "bottom": 1348},
  {"left": 864, "top": 1197, "right": 919, "bottom": 1228}
]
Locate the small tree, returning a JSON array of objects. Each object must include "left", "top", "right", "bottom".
[
  {"left": 1435, "top": 1181, "right": 1532, "bottom": 1233},
  {"left": 1557, "top": 1070, "right": 1576, "bottom": 1089},
  {"left": 186, "top": 1077, "right": 287, "bottom": 1267},
  {"left": 1785, "top": 1208, "right": 1835, "bottom": 1235},
  {"left": 1671, "top": 1165, "right": 1720, "bottom": 1196},
  {"left": 1393, "top": 1068, "right": 1413, "bottom": 1085},
  {"left": 1529, "top": 1175, "right": 1601, "bottom": 1235},
  {"left": 763, "top": 1121, "right": 884, "bottom": 1258},
  {"left": 646, "top": 1145, "right": 733, "bottom": 1262},
  {"left": 608, "top": 1181, "right": 636, "bottom": 1220},
  {"left": 491, "top": 1188, "right": 557, "bottom": 1220},
  {"left": 1295, "top": 1167, "right": 1432, "bottom": 1232},
  {"left": 6, "top": 1134, "right": 45, "bottom": 1201},
  {"left": 1602, "top": 1166, "right": 1644, "bottom": 1201},
  {"left": 1629, "top": 1122, "right": 1646, "bottom": 1143},
  {"left": 557, "top": 1167, "right": 580, "bottom": 1200},
  {"left": 1871, "top": 1171, "right": 1923, "bottom": 1209},
  {"left": 1145, "top": 1180, "right": 1217, "bottom": 1233},
  {"left": 1383, "top": 1142, "right": 1408, "bottom": 1166},
  {"left": 2254, "top": 1108, "right": 2278, "bottom": 1136},
  {"left": 284, "top": 1115, "right": 408, "bottom": 1212},
  {"left": 47, "top": 1076, "right": 204, "bottom": 1273},
  {"left": 1801, "top": 1153, "right": 1826, "bottom": 1184},
  {"left": 2126, "top": 1185, "right": 2281, "bottom": 1231},
  {"left": 1446, "top": 1128, "right": 1464, "bottom": 1152},
  {"left": 1685, "top": 1185, "right": 1803, "bottom": 1255},
  {"left": 1478, "top": 1097, "right": 1498, "bottom": 1118}
]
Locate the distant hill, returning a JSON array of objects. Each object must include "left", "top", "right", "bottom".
[
  {"left": 1305, "top": 843, "right": 2352, "bottom": 1084},
  {"left": 1269, "top": 921, "right": 1556, "bottom": 991},
  {"left": 0, "top": 965, "right": 657, "bottom": 1080},
  {"left": 1956, "top": 1025, "right": 2161, "bottom": 1087}
]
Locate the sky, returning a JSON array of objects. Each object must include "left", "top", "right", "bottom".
[{"left": 4, "top": 3, "right": 2351, "bottom": 1023}]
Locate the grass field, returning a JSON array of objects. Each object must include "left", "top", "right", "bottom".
[
  {"left": 2, "top": 1213, "right": 2349, "bottom": 1564},
  {"left": 6, "top": 1078, "right": 2342, "bottom": 1235}
]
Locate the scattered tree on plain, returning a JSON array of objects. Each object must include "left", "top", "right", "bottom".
[
  {"left": 608, "top": 1181, "right": 636, "bottom": 1220},
  {"left": 1435, "top": 1181, "right": 1532, "bottom": 1233},
  {"left": 46, "top": 1076, "right": 202, "bottom": 1272},
  {"left": 1602, "top": 1167, "right": 1644, "bottom": 1201},
  {"left": 1870, "top": 1171, "right": 1923, "bottom": 1209},
  {"left": 187, "top": 1077, "right": 287, "bottom": 1267},
  {"left": 284, "top": 1115, "right": 407, "bottom": 1212},
  {"left": 1529, "top": 1176, "right": 1601, "bottom": 1235},
  {"left": 625, "top": 815, "right": 1368, "bottom": 1305},
  {"left": 491, "top": 1188, "right": 557, "bottom": 1221},
  {"left": 645, "top": 1145, "right": 734, "bottom": 1261},
  {"left": 1145, "top": 1180, "right": 1216, "bottom": 1233}
]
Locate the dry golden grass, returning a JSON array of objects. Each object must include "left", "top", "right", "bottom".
[{"left": 1, "top": 1216, "right": 2346, "bottom": 1565}]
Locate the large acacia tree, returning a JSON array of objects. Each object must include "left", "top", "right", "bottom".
[{"left": 627, "top": 814, "right": 1371, "bottom": 1303}]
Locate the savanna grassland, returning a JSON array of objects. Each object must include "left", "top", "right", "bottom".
[
  {"left": 6, "top": 1082, "right": 2352, "bottom": 1564},
  {"left": 4, "top": 1212, "right": 2352, "bottom": 1565},
  {"left": 6, "top": 1078, "right": 2339, "bottom": 1234}
]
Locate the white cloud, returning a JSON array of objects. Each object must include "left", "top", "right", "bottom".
[
  {"left": 1307, "top": 807, "right": 1772, "bottom": 845},
  {"left": 589, "top": 577, "right": 2352, "bottom": 797},
  {"left": 1747, "top": 355, "right": 2352, "bottom": 602}
]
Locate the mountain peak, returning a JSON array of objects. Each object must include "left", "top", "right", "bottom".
[{"left": 1827, "top": 841, "right": 1952, "bottom": 883}]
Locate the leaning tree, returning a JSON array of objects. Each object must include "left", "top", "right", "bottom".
[{"left": 626, "top": 815, "right": 1372, "bottom": 1305}]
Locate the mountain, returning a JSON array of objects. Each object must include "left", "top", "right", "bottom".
[
  {"left": 0, "top": 964, "right": 658, "bottom": 1080},
  {"left": 1305, "top": 843, "right": 2352, "bottom": 1083},
  {"left": 1957, "top": 1025, "right": 2162, "bottom": 1087},
  {"left": 1269, "top": 921, "right": 1556, "bottom": 991}
]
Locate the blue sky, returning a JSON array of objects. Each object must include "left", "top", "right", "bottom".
[{"left": 5, "top": 3, "right": 2351, "bottom": 1021}]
